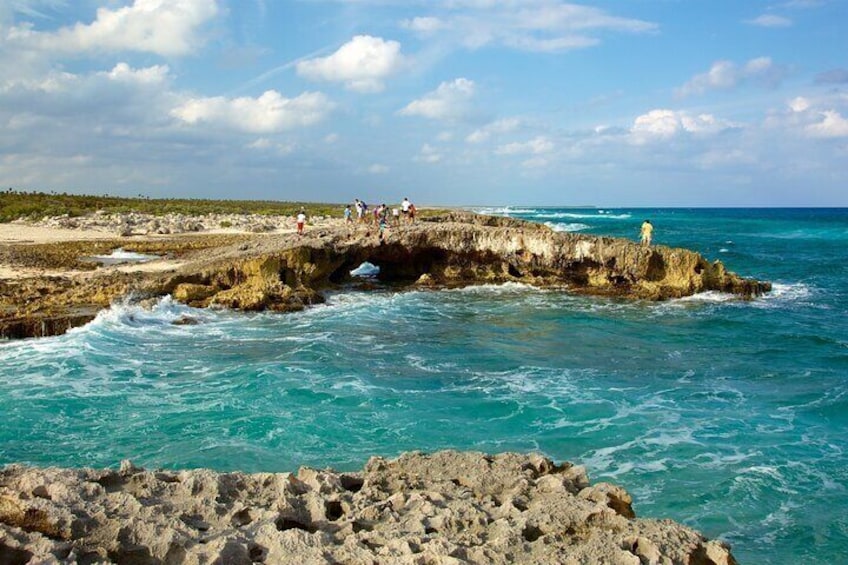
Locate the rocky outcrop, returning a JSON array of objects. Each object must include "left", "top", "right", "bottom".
[
  {"left": 0, "top": 213, "right": 771, "bottom": 339},
  {"left": 0, "top": 450, "right": 736, "bottom": 564},
  {"left": 154, "top": 214, "right": 769, "bottom": 313}
]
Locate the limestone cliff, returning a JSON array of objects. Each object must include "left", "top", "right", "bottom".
[
  {"left": 154, "top": 214, "right": 770, "bottom": 313},
  {"left": 0, "top": 451, "right": 736, "bottom": 564},
  {"left": 0, "top": 213, "right": 770, "bottom": 339}
]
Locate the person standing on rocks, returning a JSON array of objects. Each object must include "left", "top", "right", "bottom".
[
  {"left": 401, "top": 197, "right": 411, "bottom": 221},
  {"left": 640, "top": 220, "right": 653, "bottom": 246},
  {"left": 344, "top": 204, "right": 352, "bottom": 225},
  {"left": 296, "top": 208, "right": 307, "bottom": 236}
]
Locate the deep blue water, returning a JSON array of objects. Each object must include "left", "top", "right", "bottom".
[{"left": 2, "top": 208, "right": 847, "bottom": 563}]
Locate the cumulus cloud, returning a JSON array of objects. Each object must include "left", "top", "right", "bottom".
[
  {"left": 746, "top": 14, "right": 793, "bottom": 27},
  {"left": 6, "top": 0, "right": 219, "bottom": 57},
  {"left": 676, "top": 57, "right": 786, "bottom": 97},
  {"left": 767, "top": 94, "right": 848, "bottom": 139},
  {"left": 807, "top": 111, "right": 848, "bottom": 138},
  {"left": 466, "top": 118, "right": 521, "bottom": 143},
  {"left": 630, "top": 109, "right": 739, "bottom": 143},
  {"left": 100, "top": 62, "right": 170, "bottom": 85},
  {"left": 495, "top": 136, "right": 554, "bottom": 155},
  {"left": 296, "top": 35, "right": 405, "bottom": 93},
  {"left": 403, "top": 1, "right": 657, "bottom": 53},
  {"left": 171, "top": 90, "right": 334, "bottom": 134},
  {"left": 399, "top": 78, "right": 475, "bottom": 121}
]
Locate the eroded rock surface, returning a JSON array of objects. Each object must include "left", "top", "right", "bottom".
[
  {"left": 0, "top": 212, "right": 770, "bottom": 339},
  {"left": 0, "top": 451, "right": 736, "bottom": 564}
]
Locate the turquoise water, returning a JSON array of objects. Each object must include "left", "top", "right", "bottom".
[{"left": 2, "top": 208, "right": 847, "bottom": 563}]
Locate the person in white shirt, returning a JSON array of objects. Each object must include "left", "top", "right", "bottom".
[{"left": 296, "top": 209, "right": 307, "bottom": 235}]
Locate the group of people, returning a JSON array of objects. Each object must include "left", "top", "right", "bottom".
[
  {"left": 295, "top": 198, "right": 417, "bottom": 237},
  {"left": 345, "top": 198, "right": 417, "bottom": 227}
]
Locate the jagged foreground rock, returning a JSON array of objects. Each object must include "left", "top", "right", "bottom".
[
  {"left": 0, "top": 213, "right": 770, "bottom": 339},
  {"left": 0, "top": 450, "right": 736, "bottom": 564}
]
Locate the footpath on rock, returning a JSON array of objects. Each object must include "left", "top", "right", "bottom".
[{"left": 0, "top": 211, "right": 770, "bottom": 340}]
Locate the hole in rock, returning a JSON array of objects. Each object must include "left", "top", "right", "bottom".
[
  {"left": 340, "top": 475, "right": 364, "bottom": 493},
  {"left": 232, "top": 508, "right": 253, "bottom": 527},
  {"left": 507, "top": 263, "right": 522, "bottom": 277},
  {"left": 0, "top": 544, "right": 33, "bottom": 565},
  {"left": 248, "top": 543, "right": 266, "bottom": 562},
  {"left": 522, "top": 524, "right": 544, "bottom": 542},
  {"left": 325, "top": 500, "right": 344, "bottom": 521},
  {"left": 275, "top": 516, "right": 318, "bottom": 533}
]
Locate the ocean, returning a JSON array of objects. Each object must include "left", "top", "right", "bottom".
[{"left": 1, "top": 208, "right": 846, "bottom": 563}]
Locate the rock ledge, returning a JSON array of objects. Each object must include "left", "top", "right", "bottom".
[{"left": 0, "top": 450, "right": 736, "bottom": 564}]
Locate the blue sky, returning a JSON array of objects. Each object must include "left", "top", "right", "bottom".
[{"left": 1, "top": 1, "right": 846, "bottom": 206}]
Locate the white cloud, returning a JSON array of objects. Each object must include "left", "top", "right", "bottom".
[
  {"left": 789, "top": 97, "right": 810, "bottom": 113},
  {"left": 522, "top": 156, "right": 549, "bottom": 169},
  {"left": 400, "top": 16, "right": 446, "bottom": 33},
  {"left": 100, "top": 62, "right": 170, "bottom": 85},
  {"left": 495, "top": 136, "right": 554, "bottom": 155},
  {"left": 7, "top": 0, "right": 219, "bottom": 57},
  {"left": 248, "top": 138, "right": 295, "bottom": 154},
  {"left": 171, "top": 90, "right": 334, "bottom": 134},
  {"left": 414, "top": 143, "right": 442, "bottom": 163},
  {"left": 368, "top": 163, "right": 389, "bottom": 174},
  {"left": 630, "top": 109, "right": 739, "bottom": 143},
  {"left": 807, "top": 111, "right": 848, "bottom": 138},
  {"left": 324, "top": 133, "right": 340, "bottom": 143},
  {"left": 676, "top": 57, "right": 785, "bottom": 97},
  {"left": 747, "top": 14, "right": 793, "bottom": 28},
  {"left": 466, "top": 117, "right": 521, "bottom": 143},
  {"left": 399, "top": 78, "right": 475, "bottom": 121},
  {"left": 296, "top": 35, "right": 405, "bottom": 93},
  {"left": 403, "top": 2, "right": 657, "bottom": 53}
]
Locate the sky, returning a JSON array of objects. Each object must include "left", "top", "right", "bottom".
[{"left": 1, "top": 1, "right": 847, "bottom": 207}]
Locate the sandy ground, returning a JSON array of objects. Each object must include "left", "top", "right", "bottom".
[
  {"left": 0, "top": 223, "right": 117, "bottom": 244},
  {"left": 0, "top": 224, "right": 191, "bottom": 280},
  {"left": 0, "top": 220, "right": 351, "bottom": 281}
]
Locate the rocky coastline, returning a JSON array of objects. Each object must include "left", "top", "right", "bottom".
[
  {"left": 0, "top": 211, "right": 770, "bottom": 340},
  {"left": 0, "top": 450, "right": 736, "bottom": 564},
  {"left": 0, "top": 212, "right": 754, "bottom": 563}
]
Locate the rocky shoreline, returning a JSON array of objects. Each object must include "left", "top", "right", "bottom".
[
  {"left": 0, "top": 211, "right": 770, "bottom": 340},
  {"left": 0, "top": 450, "right": 736, "bottom": 564}
]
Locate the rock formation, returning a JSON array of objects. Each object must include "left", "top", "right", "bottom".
[
  {"left": 0, "top": 450, "right": 736, "bottom": 564},
  {"left": 0, "top": 212, "right": 770, "bottom": 339}
]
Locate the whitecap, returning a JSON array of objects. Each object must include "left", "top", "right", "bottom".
[
  {"left": 473, "top": 206, "right": 538, "bottom": 216},
  {"left": 545, "top": 221, "right": 591, "bottom": 232},
  {"left": 88, "top": 248, "right": 159, "bottom": 264},
  {"left": 535, "top": 212, "right": 631, "bottom": 220},
  {"left": 673, "top": 291, "right": 737, "bottom": 304},
  {"left": 443, "top": 281, "right": 542, "bottom": 295}
]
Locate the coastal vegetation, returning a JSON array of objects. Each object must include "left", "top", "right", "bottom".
[{"left": 0, "top": 189, "right": 343, "bottom": 222}]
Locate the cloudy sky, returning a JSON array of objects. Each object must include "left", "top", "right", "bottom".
[{"left": 1, "top": 0, "right": 846, "bottom": 206}]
